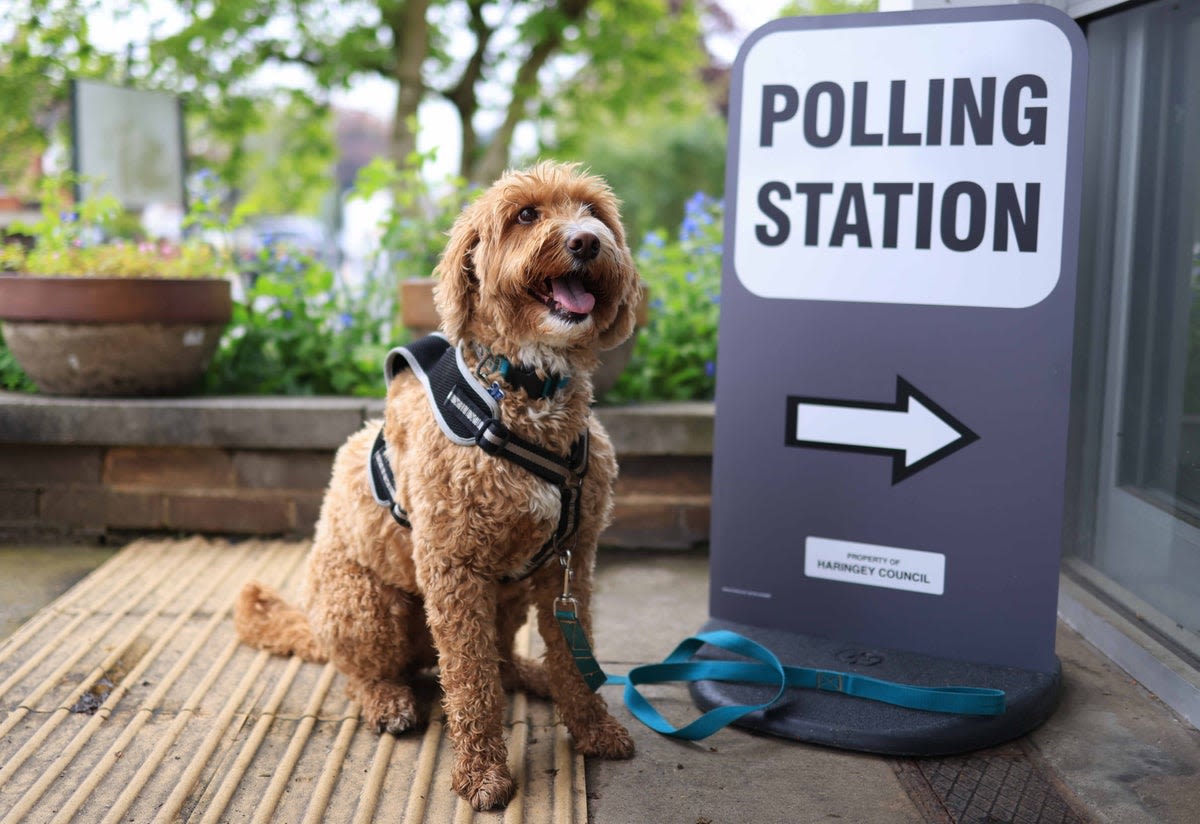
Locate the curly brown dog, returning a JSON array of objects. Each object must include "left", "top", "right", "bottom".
[{"left": 234, "top": 161, "right": 642, "bottom": 811}]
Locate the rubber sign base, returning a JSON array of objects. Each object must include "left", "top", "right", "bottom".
[{"left": 689, "top": 617, "right": 1061, "bottom": 756}]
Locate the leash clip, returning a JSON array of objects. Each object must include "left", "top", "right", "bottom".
[
  {"left": 555, "top": 550, "right": 577, "bottom": 615},
  {"left": 475, "top": 352, "right": 503, "bottom": 381}
]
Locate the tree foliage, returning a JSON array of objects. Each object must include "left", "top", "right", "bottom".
[
  {"left": 0, "top": 1, "right": 117, "bottom": 198},
  {"left": 2, "top": 0, "right": 723, "bottom": 201},
  {"left": 780, "top": 0, "right": 879, "bottom": 15},
  {"left": 542, "top": 0, "right": 729, "bottom": 241}
]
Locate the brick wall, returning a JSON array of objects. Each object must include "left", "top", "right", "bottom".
[
  {"left": 0, "top": 396, "right": 713, "bottom": 548},
  {"left": 0, "top": 443, "right": 328, "bottom": 539}
]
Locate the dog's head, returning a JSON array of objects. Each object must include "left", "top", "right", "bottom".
[{"left": 433, "top": 162, "right": 643, "bottom": 365}]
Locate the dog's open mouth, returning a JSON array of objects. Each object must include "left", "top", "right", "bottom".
[{"left": 530, "top": 272, "right": 596, "bottom": 323}]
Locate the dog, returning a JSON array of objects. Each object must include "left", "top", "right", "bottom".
[{"left": 234, "top": 161, "right": 642, "bottom": 811}]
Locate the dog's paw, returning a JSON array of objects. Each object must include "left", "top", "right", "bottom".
[
  {"left": 573, "top": 716, "right": 635, "bottom": 759},
  {"left": 502, "top": 656, "right": 552, "bottom": 698},
  {"left": 353, "top": 680, "right": 419, "bottom": 736},
  {"left": 372, "top": 704, "right": 419, "bottom": 735},
  {"left": 453, "top": 761, "right": 515, "bottom": 811}
]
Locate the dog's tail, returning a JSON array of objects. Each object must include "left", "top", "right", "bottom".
[{"left": 234, "top": 581, "right": 328, "bottom": 663}]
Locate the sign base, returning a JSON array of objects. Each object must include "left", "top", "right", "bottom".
[{"left": 689, "top": 618, "right": 1061, "bottom": 756}]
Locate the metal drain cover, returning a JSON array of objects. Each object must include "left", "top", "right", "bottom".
[{"left": 893, "top": 743, "right": 1091, "bottom": 824}]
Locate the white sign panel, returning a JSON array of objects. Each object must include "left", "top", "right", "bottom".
[{"left": 733, "top": 18, "right": 1074, "bottom": 309}]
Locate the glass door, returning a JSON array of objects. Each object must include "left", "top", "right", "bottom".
[{"left": 1070, "top": 0, "right": 1200, "bottom": 662}]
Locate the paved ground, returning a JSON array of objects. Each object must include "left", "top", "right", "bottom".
[
  {"left": 0, "top": 545, "right": 115, "bottom": 639},
  {"left": 4, "top": 543, "right": 1199, "bottom": 823},
  {"left": 585, "top": 550, "right": 1200, "bottom": 824}
]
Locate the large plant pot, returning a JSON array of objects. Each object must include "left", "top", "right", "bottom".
[
  {"left": 0, "top": 275, "right": 232, "bottom": 396},
  {"left": 399, "top": 277, "right": 440, "bottom": 337},
  {"left": 398, "top": 277, "right": 649, "bottom": 397},
  {"left": 593, "top": 292, "right": 651, "bottom": 398}
]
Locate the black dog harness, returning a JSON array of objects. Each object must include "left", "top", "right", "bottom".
[{"left": 367, "top": 333, "right": 589, "bottom": 583}]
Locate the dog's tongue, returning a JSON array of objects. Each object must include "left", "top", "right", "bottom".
[{"left": 551, "top": 273, "right": 595, "bottom": 315}]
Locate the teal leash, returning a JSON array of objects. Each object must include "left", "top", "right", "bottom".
[{"left": 553, "top": 555, "right": 1006, "bottom": 742}]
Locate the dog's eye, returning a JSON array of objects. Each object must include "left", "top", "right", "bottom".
[
  {"left": 517, "top": 206, "right": 539, "bottom": 225},
  {"left": 583, "top": 203, "right": 597, "bottom": 217}
]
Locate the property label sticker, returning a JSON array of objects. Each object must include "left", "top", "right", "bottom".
[{"left": 805, "top": 536, "right": 945, "bottom": 595}]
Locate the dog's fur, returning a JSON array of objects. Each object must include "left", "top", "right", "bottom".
[{"left": 234, "top": 162, "right": 642, "bottom": 811}]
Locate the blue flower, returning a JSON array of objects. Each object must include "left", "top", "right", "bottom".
[
  {"left": 704, "top": 360, "right": 715, "bottom": 378},
  {"left": 651, "top": 298, "right": 665, "bottom": 311},
  {"left": 60, "top": 211, "right": 78, "bottom": 223},
  {"left": 642, "top": 231, "right": 665, "bottom": 248},
  {"left": 681, "top": 215, "right": 700, "bottom": 241}
]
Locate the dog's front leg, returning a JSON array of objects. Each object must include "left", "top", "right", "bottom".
[
  {"left": 421, "top": 560, "right": 514, "bottom": 811},
  {"left": 532, "top": 561, "right": 635, "bottom": 760}
]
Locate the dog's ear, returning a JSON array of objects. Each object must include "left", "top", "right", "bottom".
[
  {"left": 433, "top": 213, "right": 479, "bottom": 343},
  {"left": 598, "top": 271, "right": 646, "bottom": 352}
]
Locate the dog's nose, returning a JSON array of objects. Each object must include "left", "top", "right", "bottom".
[{"left": 567, "top": 230, "right": 600, "bottom": 262}]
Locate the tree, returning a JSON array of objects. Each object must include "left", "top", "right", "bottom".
[
  {"left": 780, "top": 0, "right": 878, "bottom": 15},
  {"left": 1, "top": 0, "right": 723, "bottom": 209},
  {"left": 144, "top": 0, "right": 708, "bottom": 184},
  {"left": 542, "top": 0, "right": 730, "bottom": 241}
]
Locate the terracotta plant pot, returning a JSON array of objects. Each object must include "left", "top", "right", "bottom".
[
  {"left": 399, "top": 278, "right": 440, "bottom": 337},
  {"left": 398, "top": 277, "right": 649, "bottom": 398},
  {"left": 591, "top": 291, "right": 651, "bottom": 398},
  {"left": 0, "top": 275, "right": 233, "bottom": 396}
]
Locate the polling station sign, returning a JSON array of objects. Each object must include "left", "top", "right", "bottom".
[
  {"left": 708, "top": 6, "right": 1087, "bottom": 675},
  {"left": 736, "top": 15, "right": 1072, "bottom": 308}
]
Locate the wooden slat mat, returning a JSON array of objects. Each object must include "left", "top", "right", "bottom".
[{"left": 0, "top": 538, "right": 585, "bottom": 823}]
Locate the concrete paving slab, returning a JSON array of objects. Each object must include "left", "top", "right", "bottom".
[
  {"left": 586, "top": 550, "right": 925, "bottom": 824},
  {"left": 1029, "top": 623, "right": 1200, "bottom": 824},
  {"left": 0, "top": 545, "right": 115, "bottom": 640},
  {"left": 585, "top": 550, "right": 1200, "bottom": 824}
]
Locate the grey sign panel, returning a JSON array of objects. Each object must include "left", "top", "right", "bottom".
[
  {"left": 71, "top": 80, "right": 186, "bottom": 210},
  {"left": 709, "top": 6, "right": 1088, "bottom": 675}
]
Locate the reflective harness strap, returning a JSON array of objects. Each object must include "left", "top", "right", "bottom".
[
  {"left": 367, "top": 428, "right": 411, "bottom": 529},
  {"left": 367, "top": 334, "right": 588, "bottom": 583}
]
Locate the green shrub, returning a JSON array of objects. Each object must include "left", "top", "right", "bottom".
[
  {"left": 605, "top": 192, "right": 722, "bottom": 403},
  {"left": 0, "top": 329, "right": 36, "bottom": 392},
  {"left": 204, "top": 249, "right": 390, "bottom": 397}
]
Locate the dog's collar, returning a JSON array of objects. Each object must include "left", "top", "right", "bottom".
[{"left": 474, "top": 348, "right": 569, "bottom": 400}]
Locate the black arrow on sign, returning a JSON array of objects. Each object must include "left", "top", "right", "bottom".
[{"left": 785, "top": 377, "right": 979, "bottom": 483}]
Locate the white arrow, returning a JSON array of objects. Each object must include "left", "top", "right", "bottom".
[{"left": 786, "top": 378, "right": 978, "bottom": 483}]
